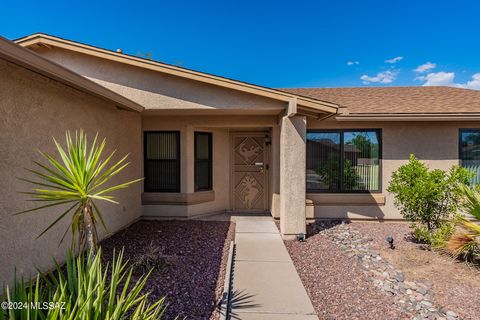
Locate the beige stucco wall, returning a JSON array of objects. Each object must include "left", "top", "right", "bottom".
[
  {"left": 30, "top": 45, "right": 286, "bottom": 218},
  {"left": 0, "top": 58, "right": 142, "bottom": 289},
  {"left": 308, "top": 118, "right": 480, "bottom": 220},
  {"left": 31, "top": 47, "right": 286, "bottom": 113}
]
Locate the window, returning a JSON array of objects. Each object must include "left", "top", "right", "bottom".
[
  {"left": 144, "top": 131, "right": 180, "bottom": 192},
  {"left": 460, "top": 129, "right": 480, "bottom": 184},
  {"left": 195, "top": 132, "right": 213, "bottom": 191},
  {"left": 306, "top": 129, "right": 381, "bottom": 192}
]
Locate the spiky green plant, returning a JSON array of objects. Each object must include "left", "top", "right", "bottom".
[
  {"left": 459, "top": 184, "right": 480, "bottom": 220},
  {"left": 0, "top": 249, "right": 167, "bottom": 320},
  {"left": 17, "top": 130, "right": 142, "bottom": 252},
  {"left": 446, "top": 185, "right": 480, "bottom": 261}
]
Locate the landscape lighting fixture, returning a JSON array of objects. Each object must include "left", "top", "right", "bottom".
[
  {"left": 265, "top": 134, "right": 271, "bottom": 146},
  {"left": 386, "top": 236, "right": 395, "bottom": 249},
  {"left": 297, "top": 233, "right": 306, "bottom": 242}
]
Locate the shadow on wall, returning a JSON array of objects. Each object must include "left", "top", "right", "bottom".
[
  {"left": 312, "top": 193, "right": 386, "bottom": 220},
  {"left": 315, "top": 206, "right": 387, "bottom": 220}
]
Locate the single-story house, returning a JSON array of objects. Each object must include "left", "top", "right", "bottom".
[{"left": 2, "top": 33, "right": 480, "bottom": 285}]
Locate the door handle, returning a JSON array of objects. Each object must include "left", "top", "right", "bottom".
[{"left": 255, "top": 162, "right": 264, "bottom": 173}]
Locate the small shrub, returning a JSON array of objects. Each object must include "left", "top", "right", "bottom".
[
  {"left": 387, "top": 154, "right": 471, "bottom": 233},
  {"left": 1, "top": 249, "right": 168, "bottom": 320},
  {"left": 412, "top": 222, "right": 455, "bottom": 247},
  {"left": 131, "top": 242, "right": 173, "bottom": 274}
]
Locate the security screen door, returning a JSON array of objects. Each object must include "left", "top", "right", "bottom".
[{"left": 231, "top": 133, "right": 268, "bottom": 211}]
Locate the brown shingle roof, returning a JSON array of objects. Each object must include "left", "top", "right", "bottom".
[{"left": 279, "top": 86, "right": 480, "bottom": 114}]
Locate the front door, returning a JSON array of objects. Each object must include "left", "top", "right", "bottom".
[{"left": 231, "top": 133, "right": 268, "bottom": 212}]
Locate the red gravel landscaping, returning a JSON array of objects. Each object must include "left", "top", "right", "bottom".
[
  {"left": 351, "top": 222, "right": 480, "bottom": 320},
  {"left": 100, "top": 220, "right": 235, "bottom": 320},
  {"left": 283, "top": 222, "right": 411, "bottom": 320}
]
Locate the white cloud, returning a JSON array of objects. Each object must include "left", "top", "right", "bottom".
[
  {"left": 360, "top": 70, "right": 397, "bottom": 84},
  {"left": 418, "top": 71, "right": 480, "bottom": 90},
  {"left": 418, "top": 72, "right": 455, "bottom": 86},
  {"left": 414, "top": 62, "right": 436, "bottom": 73},
  {"left": 385, "top": 56, "right": 403, "bottom": 64},
  {"left": 347, "top": 61, "right": 359, "bottom": 66},
  {"left": 457, "top": 73, "right": 480, "bottom": 90}
]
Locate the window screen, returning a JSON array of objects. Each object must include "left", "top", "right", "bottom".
[
  {"left": 195, "top": 132, "right": 212, "bottom": 191},
  {"left": 144, "top": 131, "right": 180, "bottom": 192}
]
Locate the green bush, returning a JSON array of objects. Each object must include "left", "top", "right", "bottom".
[
  {"left": 387, "top": 154, "right": 471, "bottom": 232},
  {"left": 412, "top": 222, "right": 455, "bottom": 247},
  {"left": 1, "top": 249, "right": 167, "bottom": 320}
]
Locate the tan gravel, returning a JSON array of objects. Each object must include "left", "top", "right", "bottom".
[{"left": 351, "top": 222, "right": 480, "bottom": 320}]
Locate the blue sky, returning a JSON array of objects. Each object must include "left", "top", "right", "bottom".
[{"left": 2, "top": 0, "right": 480, "bottom": 89}]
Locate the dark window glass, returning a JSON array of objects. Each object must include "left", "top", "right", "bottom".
[
  {"left": 144, "top": 132, "right": 180, "bottom": 192},
  {"left": 307, "top": 130, "right": 381, "bottom": 192},
  {"left": 195, "top": 132, "right": 212, "bottom": 191},
  {"left": 460, "top": 129, "right": 480, "bottom": 184}
]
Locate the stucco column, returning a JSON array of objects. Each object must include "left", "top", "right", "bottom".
[{"left": 279, "top": 115, "right": 306, "bottom": 239}]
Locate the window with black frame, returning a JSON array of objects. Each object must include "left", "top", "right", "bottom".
[
  {"left": 144, "top": 131, "right": 180, "bottom": 192},
  {"left": 460, "top": 129, "right": 480, "bottom": 185},
  {"left": 195, "top": 132, "right": 212, "bottom": 191},
  {"left": 306, "top": 129, "right": 381, "bottom": 192}
]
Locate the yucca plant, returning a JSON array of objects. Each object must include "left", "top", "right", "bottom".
[
  {"left": 0, "top": 249, "right": 168, "bottom": 320},
  {"left": 446, "top": 185, "right": 480, "bottom": 262},
  {"left": 17, "top": 130, "right": 142, "bottom": 252}
]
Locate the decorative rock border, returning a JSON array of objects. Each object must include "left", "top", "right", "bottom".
[
  {"left": 219, "top": 241, "right": 235, "bottom": 320},
  {"left": 313, "top": 221, "right": 461, "bottom": 320}
]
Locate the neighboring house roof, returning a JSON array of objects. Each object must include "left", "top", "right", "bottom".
[
  {"left": 281, "top": 87, "right": 480, "bottom": 120},
  {"left": 15, "top": 33, "right": 338, "bottom": 115},
  {"left": 0, "top": 36, "right": 143, "bottom": 112}
]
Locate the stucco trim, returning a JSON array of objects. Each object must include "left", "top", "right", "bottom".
[
  {"left": 307, "top": 193, "right": 386, "bottom": 205},
  {"left": 141, "top": 190, "right": 215, "bottom": 205},
  {"left": 15, "top": 33, "right": 338, "bottom": 114},
  {"left": 0, "top": 36, "right": 144, "bottom": 112}
]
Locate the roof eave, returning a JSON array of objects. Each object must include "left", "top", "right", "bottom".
[
  {"left": 336, "top": 113, "right": 480, "bottom": 121},
  {"left": 15, "top": 33, "right": 338, "bottom": 115},
  {"left": 1, "top": 36, "right": 144, "bottom": 112}
]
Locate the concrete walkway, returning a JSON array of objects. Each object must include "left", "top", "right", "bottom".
[{"left": 230, "top": 216, "right": 318, "bottom": 320}]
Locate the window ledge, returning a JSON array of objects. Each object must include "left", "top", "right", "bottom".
[
  {"left": 142, "top": 190, "right": 215, "bottom": 205},
  {"left": 306, "top": 193, "right": 385, "bottom": 206}
]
